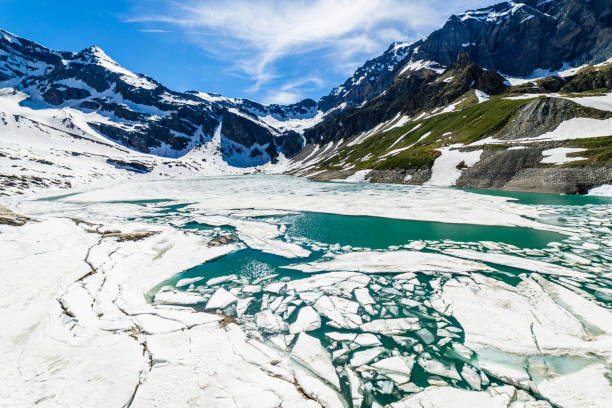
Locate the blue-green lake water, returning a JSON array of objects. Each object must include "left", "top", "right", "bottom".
[{"left": 36, "top": 176, "right": 612, "bottom": 407}]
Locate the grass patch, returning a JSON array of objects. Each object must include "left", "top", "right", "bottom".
[
  {"left": 565, "top": 136, "right": 612, "bottom": 166},
  {"left": 455, "top": 90, "right": 479, "bottom": 110},
  {"left": 319, "top": 97, "right": 530, "bottom": 170},
  {"left": 317, "top": 87, "right": 612, "bottom": 172},
  {"left": 375, "top": 147, "right": 441, "bottom": 170},
  {"left": 559, "top": 88, "right": 609, "bottom": 97}
]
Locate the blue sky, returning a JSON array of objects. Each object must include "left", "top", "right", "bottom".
[{"left": 0, "top": 0, "right": 493, "bottom": 104}]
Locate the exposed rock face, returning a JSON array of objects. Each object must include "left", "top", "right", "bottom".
[
  {"left": 105, "top": 159, "right": 153, "bottom": 173},
  {"left": 0, "top": 205, "right": 30, "bottom": 226},
  {"left": 455, "top": 145, "right": 612, "bottom": 194},
  {"left": 502, "top": 166, "right": 612, "bottom": 194},
  {"left": 305, "top": 53, "right": 507, "bottom": 145},
  {"left": 500, "top": 97, "right": 612, "bottom": 140},
  {"left": 455, "top": 147, "right": 545, "bottom": 190},
  {"left": 367, "top": 169, "right": 432, "bottom": 185},
  {"left": 0, "top": 30, "right": 317, "bottom": 163},
  {"left": 317, "top": 0, "right": 612, "bottom": 111},
  {"left": 221, "top": 110, "right": 280, "bottom": 164}
]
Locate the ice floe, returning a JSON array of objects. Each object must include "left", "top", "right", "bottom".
[
  {"left": 64, "top": 175, "right": 562, "bottom": 230},
  {"left": 589, "top": 184, "right": 612, "bottom": 196},
  {"left": 431, "top": 273, "right": 612, "bottom": 407},
  {"left": 205, "top": 287, "right": 238, "bottom": 310},
  {"left": 287, "top": 250, "right": 493, "bottom": 274},
  {"left": 291, "top": 333, "right": 341, "bottom": 390},
  {"left": 390, "top": 385, "right": 518, "bottom": 408},
  {"left": 442, "top": 248, "right": 590, "bottom": 278},
  {"left": 175, "top": 276, "right": 204, "bottom": 287},
  {"left": 195, "top": 215, "right": 310, "bottom": 258},
  {"left": 1, "top": 217, "right": 320, "bottom": 407},
  {"left": 3, "top": 174, "right": 611, "bottom": 407},
  {"left": 289, "top": 305, "right": 321, "bottom": 334}
]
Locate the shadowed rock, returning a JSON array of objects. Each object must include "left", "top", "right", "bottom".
[{"left": 0, "top": 205, "right": 30, "bottom": 226}]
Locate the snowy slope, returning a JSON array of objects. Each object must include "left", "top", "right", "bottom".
[
  {"left": 0, "top": 29, "right": 327, "bottom": 168},
  {"left": 0, "top": 88, "right": 289, "bottom": 196}
]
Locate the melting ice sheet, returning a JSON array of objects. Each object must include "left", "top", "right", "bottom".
[
  {"left": 3, "top": 175, "right": 612, "bottom": 408},
  {"left": 47, "top": 175, "right": 568, "bottom": 230}
]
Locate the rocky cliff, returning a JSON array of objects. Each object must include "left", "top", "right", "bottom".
[
  {"left": 1, "top": 0, "right": 611, "bottom": 194},
  {"left": 0, "top": 30, "right": 317, "bottom": 163}
]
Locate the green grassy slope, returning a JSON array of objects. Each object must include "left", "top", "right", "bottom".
[{"left": 316, "top": 92, "right": 612, "bottom": 172}]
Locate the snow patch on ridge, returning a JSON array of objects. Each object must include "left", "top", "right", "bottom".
[{"left": 426, "top": 144, "right": 482, "bottom": 187}]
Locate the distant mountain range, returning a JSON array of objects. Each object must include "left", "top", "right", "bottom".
[
  {"left": 321, "top": 0, "right": 611, "bottom": 111},
  {"left": 1, "top": 0, "right": 611, "bottom": 194}
]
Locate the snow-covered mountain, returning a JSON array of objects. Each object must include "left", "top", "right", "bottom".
[
  {"left": 319, "top": 0, "right": 612, "bottom": 111},
  {"left": 1, "top": 0, "right": 611, "bottom": 196},
  {"left": 0, "top": 28, "right": 327, "bottom": 165},
  {"left": 284, "top": 0, "right": 612, "bottom": 194}
]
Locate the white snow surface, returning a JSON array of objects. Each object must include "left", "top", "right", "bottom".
[
  {"left": 0, "top": 213, "right": 339, "bottom": 408},
  {"left": 589, "top": 184, "right": 612, "bottom": 196},
  {"left": 566, "top": 92, "right": 612, "bottom": 112},
  {"left": 540, "top": 147, "right": 587, "bottom": 164},
  {"left": 471, "top": 116, "right": 612, "bottom": 146},
  {"left": 387, "top": 115, "right": 411, "bottom": 131},
  {"left": 533, "top": 118, "right": 612, "bottom": 142},
  {"left": 474, "top": 90, "right": 490, "bottom": 103},
  {"left": 426, "top": 144, "right": 482, "bottom": 187},
  {"left": 49, "top": 175, "right": 565, "bottom": 231}
]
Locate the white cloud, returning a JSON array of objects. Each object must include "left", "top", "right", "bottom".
[
  {"left": 129, "top": 0, "right": 493, "bottom": 100},
  {"left": 263, "top": 90, "right": 300, "bottom": 105},
  {"left": 261, "top": 76, "right": 325, "bottom": 104}
]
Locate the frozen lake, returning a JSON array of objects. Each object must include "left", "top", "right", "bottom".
[{"left": 4, "top": 175, "right": 612, "bottom": 407}]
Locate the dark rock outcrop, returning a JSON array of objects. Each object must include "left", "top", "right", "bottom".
[
  {"left": 561, "top": 64, "right": 612, "bottom": 93},
  {"left": 106, "top": 159, "right": 153, "bottom": 173},
  {"left": 0, "top": 30, "right": 316, "bottom": 163},
  {"left": 319, "top": 0, "right": 612, "bottom": 110},
  {"left": 456, "top": 148, "right": 545, "bottom": 189},
  {"left": 221, "top": 110, "right": 279, "bottom": 162},
  {"left": 499, "top": 97, "right": 612, "bottom": 140},
  {"left": 305, "top": 53, "right": 507, "bottom": 145},
  {"left": 0, "top": 205, "right": 30, "bottom": 226}
]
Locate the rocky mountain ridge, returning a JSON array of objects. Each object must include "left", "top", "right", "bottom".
[
  {"left": 1, "top": 0, "right": 611, "bottom": 195},
  {"left": 317, "top": 0, "right": 612, "bottom": 111},
  {"left": 0, "top": 29, "right": 320, "bottom": 164}
]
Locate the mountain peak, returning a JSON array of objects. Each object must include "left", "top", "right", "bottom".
[
  {"left": 0, "top": 29, "right": 21, "bottom": 43},
  {"left": 77, "top": 45, "right": 114, "bottom": 63},
  {"left": 456, "top": 1, "right": 532, "bottom": 23}
]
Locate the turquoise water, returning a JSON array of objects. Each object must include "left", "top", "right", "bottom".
[
  {"left": 40, "top": 176, "right": 611, "bottom": 407},
  {"left": 278, "top": 212, "right": 564, "bottom": 249},
  {"left": 462, "top": 188, "right": 612, "bottom": 206},
  {"left": 157, "top": 248, "right": 314, "bottom": 290}
]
